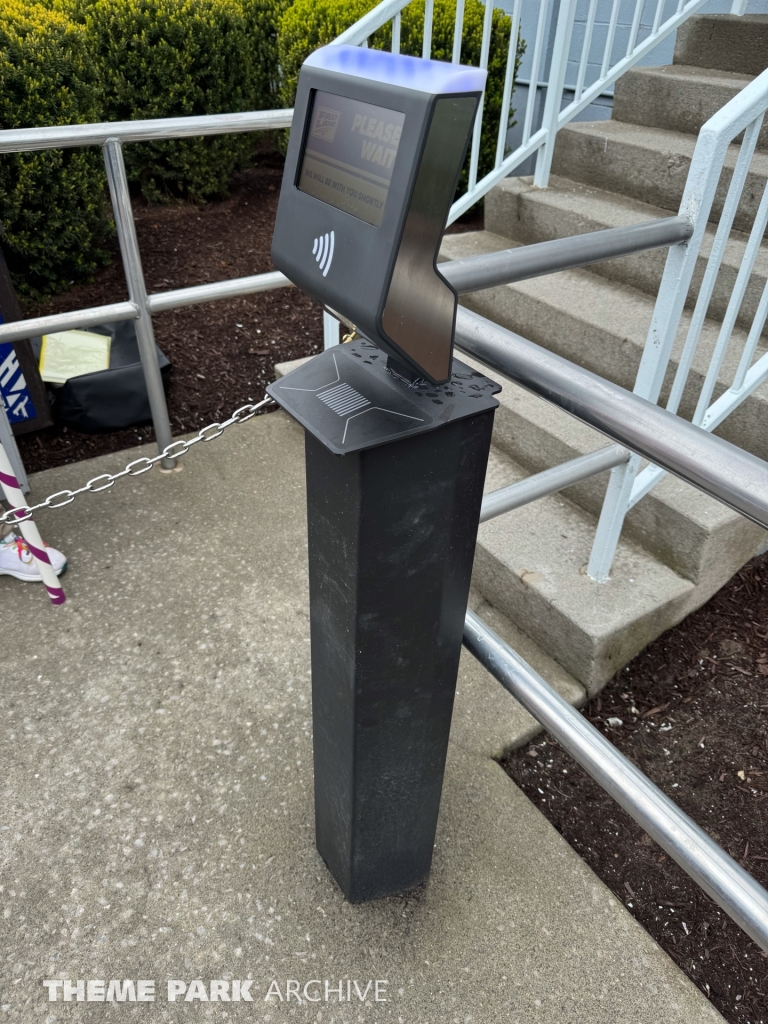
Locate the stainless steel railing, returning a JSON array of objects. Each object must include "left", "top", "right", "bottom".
[
  {"left": 464, "top": 607, "right": 768, "bottom": 954},
  {"left": 0, "top": 109, "right": 292, "bottom": 469},
  {"left": 441, "top": 217, "right": 692, "bottom": 293},
  {"left": 455, "top": 304, "right": 768, "bottom": 532},
  {"left": 455, "top": 299, "right": 768, "bottom": 955}
]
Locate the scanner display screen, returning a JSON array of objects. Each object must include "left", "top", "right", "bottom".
[{"left": 298, "top": 91, "right": 405, "bottom": 227}]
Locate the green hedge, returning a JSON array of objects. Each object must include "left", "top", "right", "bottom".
[
  {"left": 0, "top": 0, "right": 284, "bottom": 299},
  {"left": 0, "top": 1, "right": 111, "bottom": 299},
  {"left": 70, "top": 0, "right": 285, "bottom": 202},
  {"left": 279, "top": 0, "right": 524, "bottom": 192},
  {"left": 1, "top": 0, "right": 520, "bottom": 300}
]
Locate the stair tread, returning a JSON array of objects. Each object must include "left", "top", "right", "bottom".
[
  {"left": 474, "top": 446, "right": 694, "bottom": 688},
  {"left": 613, "top": 63, "right": 767, "bottom": 150},
  {"left": 499, "top": 172, "right": 679, "bottom": 225},
  {"left": 561, "top": 118, "right": 768, "bottom": 171},
  {"left": 623, "top": 63, "right": 755, "bottom": 89},
  {"left": 442, "top": 228, "right": 768, "bottom": 403},
  {"left": 481, "top": 446, "right": 692, "bottom": 621},
  {"left": 488, "top": 174, "right": 768, "bottom": 280},
  {"left": 553, "top": 119, "right": 768, "bottom": 229},
  {"left": 673, "top": 13, "right": 768, "bottom": 77}
]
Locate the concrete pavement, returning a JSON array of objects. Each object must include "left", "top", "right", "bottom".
[{"left": 0, "top": 409, "right": 722, "bottom": 1022}]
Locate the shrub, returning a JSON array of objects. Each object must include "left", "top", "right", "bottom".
[
  {"left": 71, "top": 0, "right": 285, "bottom": 201},
  {"left": 0, "top": 1, "right": 111, "bottom": 299},
  {"left": 278, "top": 0, "right": 524, "bottom": 191}
]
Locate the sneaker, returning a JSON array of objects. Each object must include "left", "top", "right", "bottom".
[{"left": 0, "top": 532, "right": 67, "bottom": 582}]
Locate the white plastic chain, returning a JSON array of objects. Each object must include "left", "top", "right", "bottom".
[{"left": 0, "top": 394, "right": 276, "bottom": 527}]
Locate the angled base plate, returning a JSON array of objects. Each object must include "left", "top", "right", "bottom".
[{"left": 267, "top": 338, "right": 500, "bottom": 455}]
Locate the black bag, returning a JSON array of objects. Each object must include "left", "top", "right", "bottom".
[{"left": 48, "top": 321, "right": 171, "bottom": 432}]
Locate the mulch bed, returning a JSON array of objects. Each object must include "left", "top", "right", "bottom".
[
  {"left": 17, "top": 152, "right": 482, "bottom": 477},
  {"left": 502, "top": 551, "right": 768, "bottom": 1024},
  {"left": 18, "top": 154, "right": 321, "bottom": 475}
]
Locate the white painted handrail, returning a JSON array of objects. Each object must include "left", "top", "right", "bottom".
[
  {"left": 590, "top": 68, "right": 768, "bottom": 581},
  {"left": 329, "top": 0, "right": 755, "bottom": 222}
]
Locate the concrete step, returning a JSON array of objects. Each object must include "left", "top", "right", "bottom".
[
  {"left": 464, "top": 349, "right": 765, "bottom": 591},
  {"left": 674, "top": 13, "right": 768, "bottom": 77},
  {"left": 474, "top": 443, "right": 694, "bottom": 693},
  {"left": 613, "top": 64, "right": 766, "bottom": 149},
  {"left": 551, "top": 119, "right": 768, "bottom": 233},
  {"left": 442, "top": 227, "right": 768, "bottom": 464},
  {"left": 456, "top": 588, "right": 587, "bottom": 758},
  {"left": 484, "top": 174, "right": 768, "bottom": 334}
]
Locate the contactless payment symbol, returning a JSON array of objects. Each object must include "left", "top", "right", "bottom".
[{"left": 312, "top": 231, "right": 335, "bottom": 277}]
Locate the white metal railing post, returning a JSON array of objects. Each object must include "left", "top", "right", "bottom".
[
  {"left": 422, "top": 0, "right": 434, "bottom": 59},
  {"left": 587, "top": 454, "right": 642, "bottom": 581},
  {"left": 600, "top": 0, "right": 622, "bottom": 78},
  {"left": 323, "top": 311, "right": 340, "bottom": 349},
  {"left": 731, "top": 0, "right": 748, "bottom": 12},
  {"left": 586, "top": 129, "right": 725, "bottom": 580},
  {"left": 588, "top": 67, "right": 768, "bottom": 582},
  {"left": 451, "top": 0, "right": 465, "bottom": 63},
  {"left": 467, "top": 0, "right": 495, "bottom": 193},
  {"left": 102, "top": 138, "right": 176, "bottom": 470},
  {"left": 574, "top": 0, "right": 599, "bottom": 103},
  {"left": 533, "top": 0, "right": 578, "bottom": 189},
  {"left": 392, "top": 10, "right": 401, "bottom": 53},
  {"left": 520, "top": 0, "right": 550, "bottom": 149},
  {"left": 495, "top": 0, "right": 522, "bottom": 169}
]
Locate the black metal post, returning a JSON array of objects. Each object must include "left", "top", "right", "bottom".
[
  {"left": 268, "top": 339, "right": 499, "bottom": 901},
  {"left": 305, "top": 410, "right": 493, "bottom": 901}
]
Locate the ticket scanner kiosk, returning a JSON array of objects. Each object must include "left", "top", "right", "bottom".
[{"left": 268, "top": 45, "right": 500, "bottom": 901}]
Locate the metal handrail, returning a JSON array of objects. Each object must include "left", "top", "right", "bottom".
[
  {"left": 455, "top": 305, "right": 768, "bottom": 532},
  {"left": 442, "top": 217, "right": 692, "bottom": 294},
  {"left": 464, "top": 607, "right": 768, "bottom": 953},
  {"left": 0, "top": 217, "right": 688, "bottom": 343},
  {"left": 0, "top": 109, "right": 293, "bottom": 153},
  {"left": 0, "top": 276, "right": 294, "bottom": 346},
  {"left": 0, "top": 301, "right": 139, "bottom": 346},
  {"left": 0, "top": 107, "right": 292, "bottom": 468},
  {"left": 0, "top": 215, "right": 695, "bottom": 519},
  {"left": 1, "top": 214, "right": 692, "bottom": 346},
  {"left": 1, "top": 192, "right": 741, "bottom": 515},
  {"left": 147, "top": 270, "right": 292, "bottom": 314},
  {"left": 479, "top": 445, "right": 629, "bottom": 523}
]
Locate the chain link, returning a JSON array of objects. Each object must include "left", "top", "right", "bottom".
[{"left": 1, "top": 394, "right": 276, "bottom": 527}]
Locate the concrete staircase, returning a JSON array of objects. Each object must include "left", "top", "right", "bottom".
[{"left": 441, "top": 14, "right": 768, "bottom": 695}]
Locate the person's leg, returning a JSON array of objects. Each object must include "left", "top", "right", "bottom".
[{"left": 0, "top": 502, "right": 68, "bottom": 581}]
